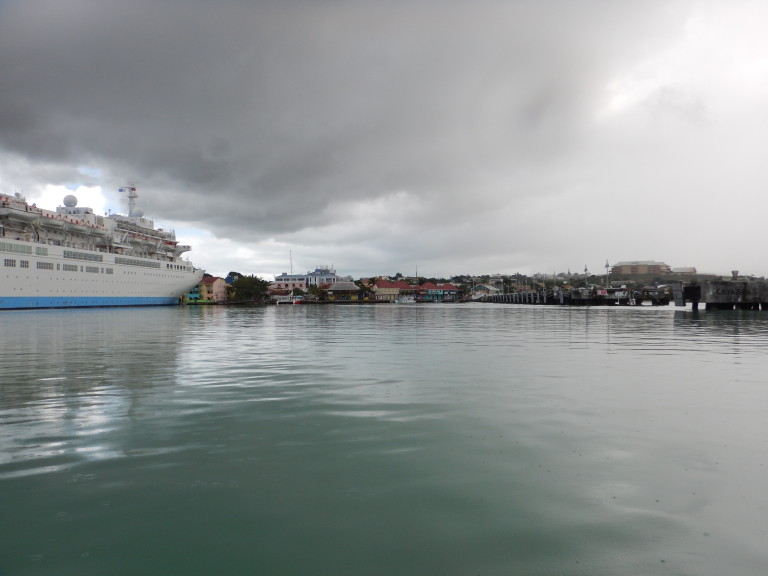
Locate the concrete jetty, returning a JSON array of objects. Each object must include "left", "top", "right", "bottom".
[
  {"left": 483, "top": 287, "right": 671, "bottom": 306},
  {"left": 482, "top": 272, "right": 768, "bottom": 310}
]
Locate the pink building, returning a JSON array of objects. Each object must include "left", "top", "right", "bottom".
[{"left": 200, "top": 276, "right": 229, "bottom": 303}]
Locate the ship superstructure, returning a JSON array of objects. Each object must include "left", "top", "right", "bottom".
[{"left": 0, "top": 186, "right": 204, "bottom": 309}]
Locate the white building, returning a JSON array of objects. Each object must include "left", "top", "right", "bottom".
[{"left": 273, "top": 267, "right": 345, "bottom": 291}]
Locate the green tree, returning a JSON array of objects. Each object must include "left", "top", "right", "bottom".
[
  {"left": 307, "top": 285, "right": 326, "bottom": 301},
  {"left": 354, "top": 279, "right": 374, "bottom": 297},
  {"left": 231, "top": 275, "right": 270, "bottom": 302}
]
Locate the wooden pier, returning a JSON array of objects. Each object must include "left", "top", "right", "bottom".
[
  {"left": 482, "top": 287, "right": 670, "bottom": 306},
  {"left": 482, "top": 275, "right": 768, "bottom": 311}
]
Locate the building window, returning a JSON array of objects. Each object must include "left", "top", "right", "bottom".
[{"left": 4, "top": 258, "right": 16, "bottom": 267}]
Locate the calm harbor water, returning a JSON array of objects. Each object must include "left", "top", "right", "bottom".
[{"left": 2, "top": 303, "right": 768, "bottom": 575}]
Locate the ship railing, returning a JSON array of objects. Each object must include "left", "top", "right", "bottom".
[{"left": 115, "top": 220, "right": 164, "bottom": 237}]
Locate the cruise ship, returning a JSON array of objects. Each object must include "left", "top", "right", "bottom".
[{"left": 0, "top": 186, "right": 204, "bottom": 309}]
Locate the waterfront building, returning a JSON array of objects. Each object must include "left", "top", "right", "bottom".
[
  {"left": 414, "top": 282, "right": 459, "bottom": 302},
  {"left": 372, "top": 279, "right": 399, "bottom": 302},
  {"left": 610, "top": 261, "right": 672, "bottom": 276},
  {"left": 199, "top": 276, "right": 228, "bottom": 303},
  {"left": 440, "top": 283, "right": 459, "bottom": 301},
  {"left": 273, "top": 267, "right": 345, "bottom": 291},
  {"left": 186, "top": 285, "right": 201, "bottom": 302},
  {"left": 327, "top": 281, "right": 363, "bottom": 302},
  {"left": 372, "top": 279, "right": 415, "bottom": 302}
]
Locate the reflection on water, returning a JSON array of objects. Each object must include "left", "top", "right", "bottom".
[
  {"left": 1, "top": 308, "right": 188, "bottom": 477},
  {"left": 2, "top": 304, "right": 768, "bottom": 575}
]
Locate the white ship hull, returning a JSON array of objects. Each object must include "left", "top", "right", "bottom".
[
  {"left": 1, "top": 238, "right": 204, "bottom": 309},
  {"left": 1, "top": 187, "right": 205, "bottom": 310}
]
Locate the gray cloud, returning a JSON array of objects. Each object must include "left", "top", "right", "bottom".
[{"left": 2, "top": 0, "right": 767, "bottom": 277}]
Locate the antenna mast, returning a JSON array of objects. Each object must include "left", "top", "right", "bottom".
[{"left": 119, "top": 184, "right": 139, "bottom": 217}]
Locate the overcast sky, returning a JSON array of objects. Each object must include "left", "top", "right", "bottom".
[{"left": 2, "top": 0, "right": 768, "bottom": 279}]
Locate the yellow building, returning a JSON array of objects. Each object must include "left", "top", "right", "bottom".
[{"left": 199, "top": 276, "right": 228, "bottom": 303}]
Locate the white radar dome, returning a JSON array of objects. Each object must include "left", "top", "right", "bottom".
[{"left": 63, "top": 195, "right": 78, "bottom": 207}]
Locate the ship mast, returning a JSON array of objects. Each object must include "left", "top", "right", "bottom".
[{"left": 119, "top": 184, "right": 139, "bottom": 217}]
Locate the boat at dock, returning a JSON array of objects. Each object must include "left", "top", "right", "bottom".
[
  {"left": 0, "top": 186, "right": 204, "bottom": 309},
  {"left": 276, "top": 295, "right": 304, "bottom": 305}
]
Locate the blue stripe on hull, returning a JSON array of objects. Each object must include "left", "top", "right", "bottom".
[{"left": 0, "top": 296, "right": 181, "bottom": 310}]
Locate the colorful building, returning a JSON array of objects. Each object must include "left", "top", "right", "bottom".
[
  {"left": 199, "top": 276, "right": 229, "bottom": 303},
  {"left": 327, "top": 281, "right": 363, "bottom": 302},
  {"left": 372, "top": 279, "right": 415, "bottom": 302},
  {"left": 414, "top": 282, "right": 459, "bottom": 302}
]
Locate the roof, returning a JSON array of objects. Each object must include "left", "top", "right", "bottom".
[
  {"left": 202, "top": 276, "right": 222, "bottom": 285},
  {"left": 375, "top": 279, "right": 415, "bottom": 290},
  {"left": 328, "top": 281, "right": 360, "bottom": 291}
]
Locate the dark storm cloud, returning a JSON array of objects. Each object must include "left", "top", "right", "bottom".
[
  {"left": 4, "top": 1, "right": 767, "bottom": 276},
  {"left": 0, "top": 2, "right": 658, "bottom": 207}
]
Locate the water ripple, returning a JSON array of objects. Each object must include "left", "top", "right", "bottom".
[{"left": 3, "top": 304, "right": 768, "bottom": 574}]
